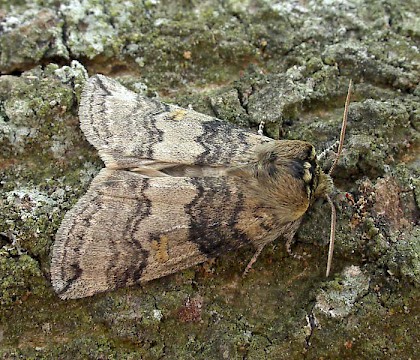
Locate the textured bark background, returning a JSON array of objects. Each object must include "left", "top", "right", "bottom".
[{"left": 0, "top": 0, "right": 419, "bottom": 358}]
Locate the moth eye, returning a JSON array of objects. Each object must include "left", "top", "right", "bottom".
[
  {"left": 309, "top": 146, "right": 316, "bottom": 160},
  {"left": 303, "top": 162, "right": 312, "bottom": 183}
]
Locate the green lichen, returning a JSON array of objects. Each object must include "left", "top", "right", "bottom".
[
  {"left": 0, "top": 253, "right": 46, "bottom": 307},
  {"left": 0, "top": 8, "right": 68, "bottom": 73},
  {"left": 314, "top": 265, "right": 370, "bottom": 318},
  {"left": 382, "top": 227, "right": 420, "bottom": 287}
]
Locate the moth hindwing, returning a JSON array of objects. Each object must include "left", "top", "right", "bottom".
[{"left": 51, "top": 75, "right": 332, "bottom": 299}]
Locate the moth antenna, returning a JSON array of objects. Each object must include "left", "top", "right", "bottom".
[
  {"left": 325, "top": 194, "right": 336, "bottom": 277},
  {"left": 317, "top": 140, "right": 339, "bottom": 162},
  {"left": 325, "top": 79, "right": 352, "bottom": 277},
  {"left": 329, "top": 79, "right": 352, "bottom": 176}
]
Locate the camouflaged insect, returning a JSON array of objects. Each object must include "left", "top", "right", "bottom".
[{"left": 51, "top": 75, "right": 335, "bottom": 299}]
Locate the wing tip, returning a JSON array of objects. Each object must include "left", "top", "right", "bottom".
[
  {"left": 50, "top": 187, "right": 104, "bottom": 300},
  {"left": 50, "top": 224, "right": 75, "bottom": 300}
]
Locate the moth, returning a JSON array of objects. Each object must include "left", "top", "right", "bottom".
[{"left": 51, "top": 75, "right": 351, "bottom": 299}]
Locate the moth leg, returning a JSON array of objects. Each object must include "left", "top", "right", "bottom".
[
  {"left": 284, "top": 219, "right": 303, "bottom": 260},
  {"left": 285, "top": 233, "right": 303, "bottom": 260},
  {"left": 243, "top": 243, "right": 267, "bottom": 277},
  {"left": 243, "top": 219, "right": 303, "bottom": 277}
]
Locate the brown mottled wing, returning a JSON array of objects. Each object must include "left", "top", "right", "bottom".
[
  {"left": 79, "top": 75, "right": 270, "bottom": 169},
  {"left": 51, "top": 75, "right": 317, "bottom": 300},
  {"left": 51, "top": 169, "right": 272, "bottom": 299}
]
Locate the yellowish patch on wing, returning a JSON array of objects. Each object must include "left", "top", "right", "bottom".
[
  {"left": 151, "top": 235, "right": 170, "bottom": 263},
  {"left": 169, "top": 109, "right": 187, "bottom": 121}
]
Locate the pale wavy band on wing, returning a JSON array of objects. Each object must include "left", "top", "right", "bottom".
[{"left": 79, "top": 75, "right": 270, "bottom": 170}]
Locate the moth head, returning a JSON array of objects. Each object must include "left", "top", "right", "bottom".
[
  {"left": 256, "top": 80, "right": 352, "bottom": 278},
  {"left": 254, "top": 140, "right": 333, "bottom": 204}
]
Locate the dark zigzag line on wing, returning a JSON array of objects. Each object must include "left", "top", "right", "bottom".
[
  {"left": 185, "top": 178, "right": 251, "bottom": 256},
  {"left": 120, "top": 177, "right": 151, "bottom": 286},
  {"left": 219, "top": 181, "right": 250, "bottom": 252},
  {"left": 55, "top": 261, "right": 83, "bottom": 298},
  {"left": 128, "top": 96, "right": 168, "bottom": 159},
  {"left": 195, "top": 121, "right": 250, "bottom": 165},
  {"left": 84, "top": 77, "right": 167, "bottom": 155},
  {"left": 107, "top": 177, "right": 151, "bottom": 288},
  {"left": 195, "top": 121, "right": 231, "bottom": 165},
  {"left": 184, "top": 178, "right": 214, "bottom": 255},
  {"left": 56, "top": 193, "right": 101, "bottom": 296},
  {"left": 87, "top": 76, "right": 114, "bottom": 146}
]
